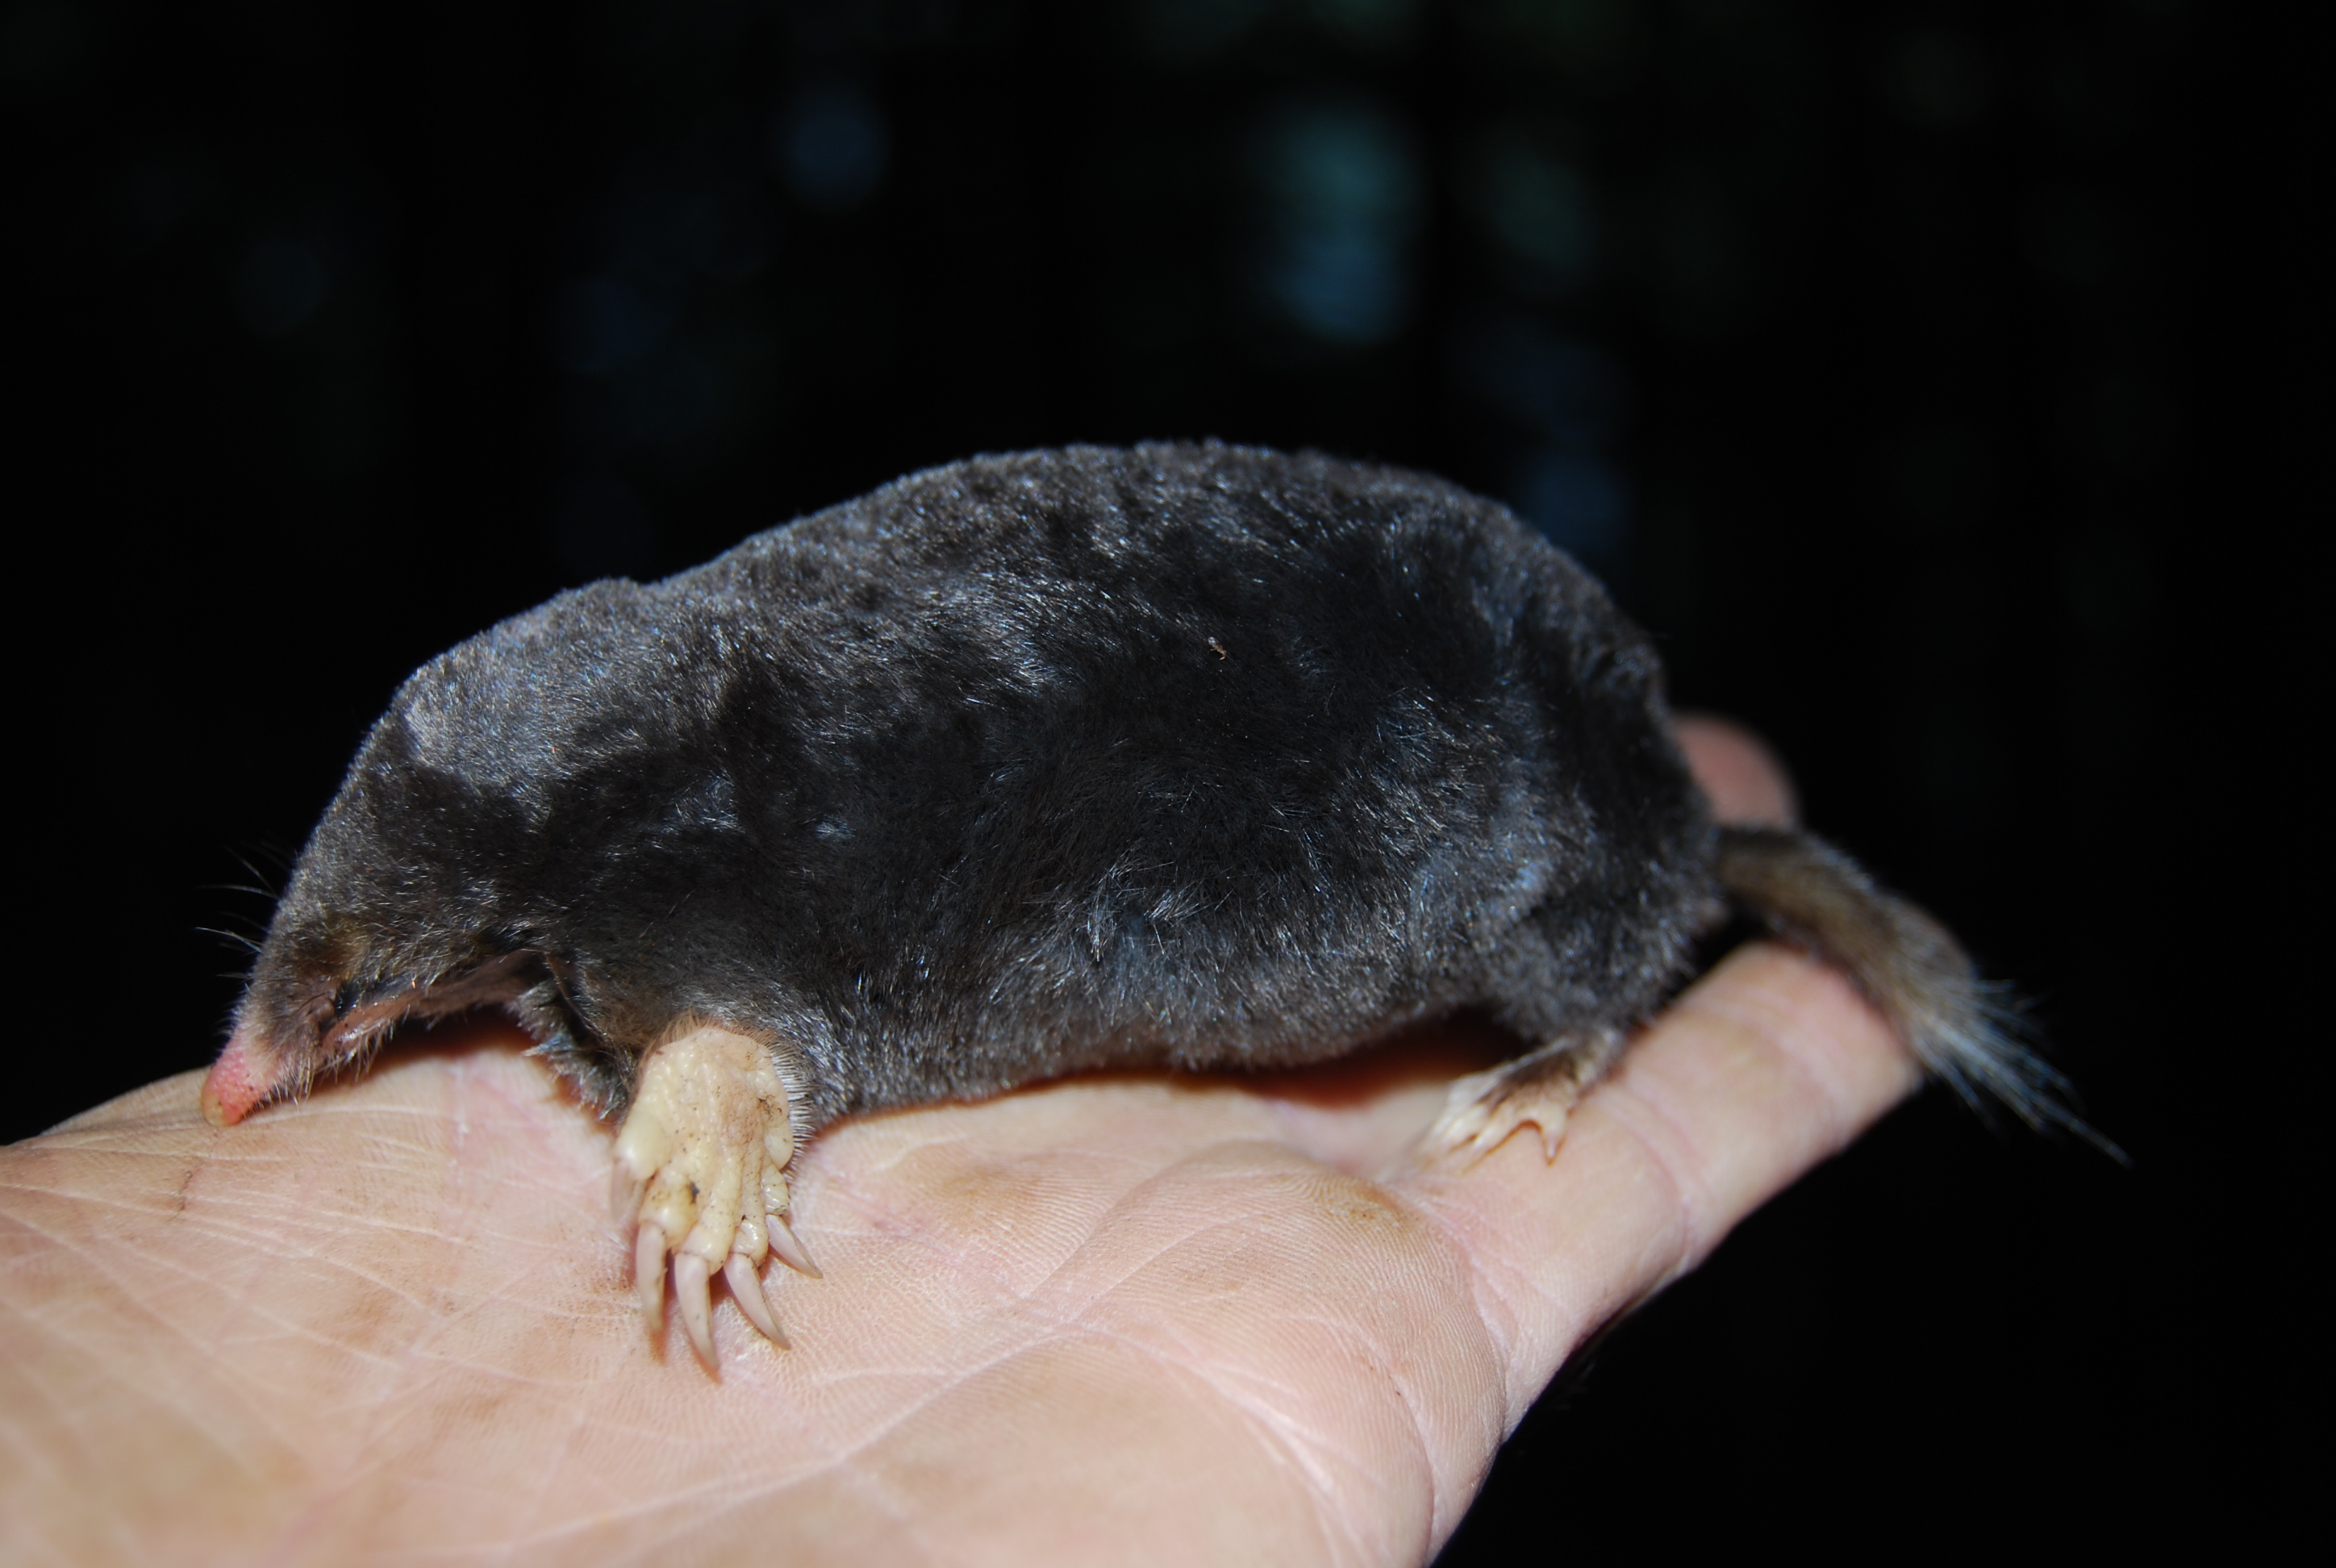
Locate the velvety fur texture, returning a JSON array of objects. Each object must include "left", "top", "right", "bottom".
[{"left": 228, "top": 443, "right": 2063, "bottom": 1138}]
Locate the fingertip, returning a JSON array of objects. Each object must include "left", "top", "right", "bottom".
[{"left": 1675, "top": 713, "right": 1798, "bottom": 828}]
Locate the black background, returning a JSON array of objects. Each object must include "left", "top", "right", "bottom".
[{"left": 3, "top": 0, "right": 2313, "bottom": 1556}]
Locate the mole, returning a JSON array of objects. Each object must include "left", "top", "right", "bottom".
[{"left": 201, "top": 443, "right": 2067, "bottom": 1366}]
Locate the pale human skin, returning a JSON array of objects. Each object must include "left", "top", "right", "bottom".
[{"left": 0, "top": 718, "right": 1917, "bottom": 1566}]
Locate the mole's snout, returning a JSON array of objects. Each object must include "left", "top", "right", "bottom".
[
  {"left": 201, "top": 1028, "right": 286, "bottom": 1126},
  {"left": 205, "top": 947, "right": 561, "bottom": 1126}
]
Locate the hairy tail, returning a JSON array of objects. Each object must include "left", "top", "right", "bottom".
[{"left": 1715, "top": 826, "right": 2116, "bottom": 1156}]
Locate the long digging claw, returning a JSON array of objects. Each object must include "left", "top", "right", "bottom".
[
  {"left": 767, "top": 1213, "right": 822, "bottom": 1279},
  {"left": 674, "top": 1252, "right": 716, "bottom": 1369},
  {"left": 673, "top": 1261, "right": 715, "bottom": 1364},
  {"left": 634, "top": 1223, "right": 668, "bottom": 1333},
  {"left": 725, "top": 1253, "right": 788, "bottom": 1346}
]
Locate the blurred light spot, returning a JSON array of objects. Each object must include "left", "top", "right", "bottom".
[
  {"left": 1882, "top": 27, "right": 1990, "bottom": 130},
  {"left": 1250, "top": 100, "right": 1421, "bottom": 345},
  {"left": 553, "top": 275, "right": 674, "bottom": 375},
  {"left": 1464, "top": 133, "right": 1596, "bottom": 292},
  {"left": 776, "top": 84, "right": 889, "bottom": 211},
  {"left": 1447, "top": 311, "right": 1626, "bottom": 445},
  {"left": 1512, "top": 448, "right": 1628, "bottom": 564},
  {"left": 549, "top": 475, "right": 659, "bottom": 582},
  {"left": 1449, "top": 312, "right": 1633, "bottom": 567},
  {"left": 235, "top": 237, "right": 326, "bottom": 336},
  {"left": 1137, "top": 0, "right": 1268, "bottom": 63}
]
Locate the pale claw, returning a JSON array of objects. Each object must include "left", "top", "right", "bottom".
[
  {"left": 674, "top": 1252, "right": 716, "bottom": 1368},
  {"left": 1422, "top": 1029, "right": 1622, "bottom": 1166},
  {"left": 766, "top": 1212, "right": 822, "bottom": 1279},
  {"left": 725, "top": 1253, "right": 787, "bottom": 1346},
  {"left": 634, "top": 1223, "right": 667, "bottom": 1332},
  {"left": 1426, "top": 1070, "right": 1569, "bottom": 1165}
]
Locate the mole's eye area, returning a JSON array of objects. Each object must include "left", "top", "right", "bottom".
[
  {"left": 319, "top": 974, "right": 429, "bottom": 1059},
  {"left": 316, "top": 948, "right": 549, "bottom": 1063},
  {"left": 330, "top": 976, "right": 388, "bottom": 1017}
]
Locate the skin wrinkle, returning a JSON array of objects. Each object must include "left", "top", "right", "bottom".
[
  {"left": 1669, "top": 965, "right": 1891, "bottom": 1151},
  {"left": 1694, "top": 955, "right": 1911, "bottom": 1328},
  {"left": 1650, "top": 970, "right": 1910, "bottom": 1285},
  {"left": 615, "top": 1224, "right": 1381, "bottom": 1564},
  {"left": 821, "top": 1117, "right": 1252, "bottom": 1317},
  {"left": 1184, "top": 1355, "right": 1425, "bottom": 1563},
  {"left": 38, "top": 1254, "right": 284, "bottom": 1470},
  {"left": 1024, "top": 1149, "right": 1333, "bottom": 1307},
  {"left": 1016, "top": 1181, "right": 1441, "bottom": 1474},
  {"left": 240, "top": 1118, "right": 586, "bottom": 1535},
  {"left": 1066, "top": 1309, "right": 1366, "bottom": 1499},
  {"left": 0, "top": 1328, "right": 91, "bottom": 1483},
  {"left": 864, "top": 1082, "right": 1512, "bottom": 1527},
  {"left": 1362, "top": 1249, "right": 1504, "bottom": 1549},
  {"left": 988, "top": 1341, "right": 1360, "bottom": 1568},
  {"left": 734, "top": 1437, "right": 940, "bottom": 1567},
  {"left": 4, "top": 1203, "right": 299, "bottom": 1478},
  {"left": 0, "top": 1390, "right": 58, "bottom": 1488},
  {"left": 824, "top": 1357, "right": 1049, "bottom": 1470},
  {"left": 1575, "top": 1074, "right": 1726, "bottom": 1283},
  {"left": 507, "top": 1402, "right": 652, "bottom": 1556},
  {"left": 1003, "top": 1190, "right": 1459, "bottom": 1562},
  {"left": 1052, "top": 1330, "right": 1344, "bottom": 1532},
  {"left": 459, "top": 1488, "right": 712, "bottom": 1562},
  {"left": 1397, "top": 1172, "right": 1612, "bottom": 1427}
]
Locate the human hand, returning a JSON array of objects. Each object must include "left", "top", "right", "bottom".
[{"left": 1, "top": 717, "right": 1917, "bottom": 1566}]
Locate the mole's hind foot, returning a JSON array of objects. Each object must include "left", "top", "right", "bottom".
[
  {"left": 611, "top": 1024, "right": 818, "bottom": 1367},
  {"left": 1425, "top": 1027, "right": 1627, "bottom": 1166}
]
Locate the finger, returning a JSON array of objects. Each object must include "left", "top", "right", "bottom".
[
  {"left": 1676, "top": 712, "right": 1799, "bottom": 827},
  {"left": 1395, "top": 940, "right": 1922, "bottom": 1422}
]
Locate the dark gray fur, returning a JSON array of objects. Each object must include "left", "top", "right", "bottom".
[{"left": 231, "top": 443, "right": 2064, "bottom": 1139}]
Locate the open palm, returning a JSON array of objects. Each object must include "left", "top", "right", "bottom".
[{"left": 2, "top": 722, "right": 1919, "bottom": 1566}]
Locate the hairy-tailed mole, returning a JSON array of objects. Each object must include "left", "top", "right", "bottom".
[{"left": 205, "top": 443, "right": 2071, "bottom": 1364}]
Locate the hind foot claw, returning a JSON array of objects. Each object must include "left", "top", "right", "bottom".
[
  {"left": 612, "top": 1024, "right": 812, "bottom": 1365},
  {"left": 1426, "top": 1065, "right": 1574, "bottom": 1164},
  {"left": 1423, "top": 1026, "right": 1627, "bottom": 1166}
]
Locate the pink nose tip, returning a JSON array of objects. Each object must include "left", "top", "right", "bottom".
[{"left": 200, "top": 1032, "right": 269, "bottom": 1126}]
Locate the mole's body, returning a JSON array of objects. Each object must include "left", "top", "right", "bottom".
[{"left": 206, "top": 444, "right": 2053, "bottom": 1361}]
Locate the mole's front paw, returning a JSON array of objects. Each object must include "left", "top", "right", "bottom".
[{"left": 611, "top": 1024, "right": 819, "bottom": 1367}]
